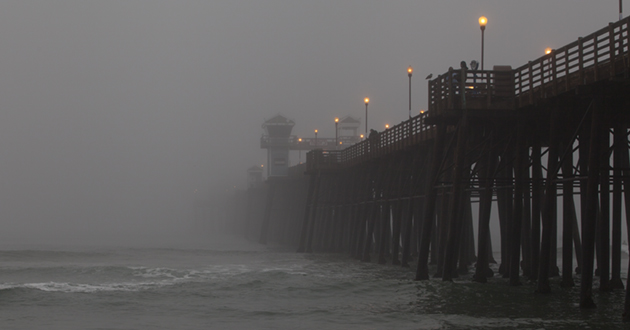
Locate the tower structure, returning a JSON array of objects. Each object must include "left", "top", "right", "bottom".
[{"left": 261, "top": 114, "right": 295, "bottom": 177}]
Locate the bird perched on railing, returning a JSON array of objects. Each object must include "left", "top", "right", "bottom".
[{"left": 425, "top": 73, "right": 433, "bottom": 80}]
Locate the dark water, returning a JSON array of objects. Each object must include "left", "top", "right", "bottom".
[{"left": 0, "top": 240, "right": 627, "bottom": 329}]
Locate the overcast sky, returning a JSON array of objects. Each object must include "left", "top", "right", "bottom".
[{"left": 0, "top": 1, "right": 617, "bottom": 245}]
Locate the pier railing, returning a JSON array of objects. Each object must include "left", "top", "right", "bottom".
[
  {"left": 306, "top": 111, "right": 435, "bottom": 172},
  {"left": 429, "top": 68, "right": 494, "bottom": 114},
  {"left": 428, "top": 16, "right": 630, "bottom": 114},
  {"left": 515, "top": 17, "right": 630, "bottom": 107},
  {"left": 307, "top": 16, "right": 630, "bottom": 173}
]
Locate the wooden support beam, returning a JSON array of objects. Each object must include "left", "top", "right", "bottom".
[
  {"left": 435, "top": 185, "right": 451, "bottom": 278},
  {"left": 620, "top": 125, "right": 630, "bottom": 319},
  {"left": 611, "top": 122, "right": 625, "bottom": 289},
  {"left": 401, "top": 155, "right": 420, "bottom": 267},
  {"left": 297, "top": 174, "right": 318, "bottom": 252},
  {"left": 510, "top": 123, "right": 526, "bottom": 286},
  {"left": 530, "top": 133, "right": 543, "bottom": 281},
  {"left": 580, "top": 97, "right": 602, "bottom": 309},
  {"left": 391, "top": 200, "right": 403, "bottom": 265},
  {"left": 458, "top": 192, "right": 474, "bottom": 275},
  {"left": 416, "top": 124, "right": 448, "bottom": 280},
  {"left": 598, "top": 129, "right": 611, "bottom": 292},
  {"left": 378, "top": 201, "right": 390, "bottom": 264},
  {"left": 561, "top": 139, "right": 576, "bottom": 287},
  {"left": 496, "top": 155, "right": 512, "bottom": 278},
  {"left": 361, "top": 201, "right": 377, "bottom": 262},
  {"left": 443, "top": 108, "right": 471, "bottom": 281},
  {"left": 537, "top": 109, "right": 560, "bottom": 294},
  {"left": 390, "top": 154, "right": 411, "bottom": 265},
  {"left": 473, "top": 135, "right": 498, "bottom": 283},
  {"left": 521, "top": 147, "right": 533, "bottom": 279}
]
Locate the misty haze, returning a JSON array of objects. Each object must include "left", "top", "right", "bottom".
[{"left": 0, "top": 1, "right": 629, "bottom": 329}]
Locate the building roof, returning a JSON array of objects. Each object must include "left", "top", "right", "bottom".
[
  {"left": 262, "top": 114, "right": 295, "bottom": 127},
  {"left": 247, "top": 166, "right": 264, "bottom": 173},
  {"left": 340, "top": 116, "right": 361, "bottom": 124}
]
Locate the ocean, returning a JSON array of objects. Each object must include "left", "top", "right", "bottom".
[{"left": 0, "top": 237, "right": 627, "bottom": 329}]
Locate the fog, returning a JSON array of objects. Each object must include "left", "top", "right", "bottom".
[{"left": 0, "top": 1, "right": 616, "bottom": 246}]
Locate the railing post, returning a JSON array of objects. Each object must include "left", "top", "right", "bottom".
[
  {"left": 625, "top": 20, "right": 630, "bottom": 76},
  {"left": 486, "top": 70, "right": 492, "bottom": 107},
  {"left": 552, "top": 50, "right": 557, "bottom": 96},
  {"left": 594, "top": 34, "right": 599, "bottom": 81},
  {"left": 565, "top": 49, "right": 570, "bottom": 92},
  {"left": 517, "top": 69, "right": 523, "bottom": 107},
  {"left": 578, "top": 37, "right": 586, "bottom": 84},
  {"left": 460, "top": 67, "right": 467, "bottom": 110},
  {"left": 610, "top": 23, "right": 617, "bottom": 78},
  {"left": 447, "top": 67, "right": 454, "bottom": 109},
  {"left": 541, "top": 56, "right": 546, "bottom": 99},
  {"left": 528, "top": 61, "right": 534, "bottom": 105}
]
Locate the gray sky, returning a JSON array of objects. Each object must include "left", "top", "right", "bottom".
[{"left": 0, "top": 1, "right": 617, "bottom": 245}]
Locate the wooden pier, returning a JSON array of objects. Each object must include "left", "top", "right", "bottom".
[{"left": 233, "top": 17, "right": 630, "bottom": 317}]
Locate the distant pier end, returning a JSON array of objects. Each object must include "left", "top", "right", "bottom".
[{"left": 260, "top": 114, "right": 362, "bottom": 177}]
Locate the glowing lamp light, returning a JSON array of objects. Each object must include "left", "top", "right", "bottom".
[
  {"left": 479, "top": 16, "right": 487, "bottom": 29},
  {"left": 335, "top": 117, "right": 339, "bottom": 123},
  {"left": 385, "top": 124, "right": 390, "bottom": 129},
  {"left": 407, "top": 66, "right": 413, "bottom": 75},
  {"left": 364, "top": 97, "right": 370, "bottom": 104},
  {"left": 420, "top": 110, "right": 425, "bottom": 114},
  {"left": 545, "top": 47, "right": 553, "bottom": 55},
  {"left": 360, "top": 134, "right": 364, "bottom": 139},
  {"left": 315, "top": 129, "right": 318, "bottom": 133}
]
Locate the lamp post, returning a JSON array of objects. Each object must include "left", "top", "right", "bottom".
[
  {"left": 407, "top": 66, "right": 413, "bottom": 119},
  {"left": 479, "top": 16, "right": 487, "bottom": 70},
  {"left": 298, "top": 138, "right": 302, "bottom": 163},
  {"left": 334, "top": 117, "right": 339, "bottom": 149},
  {"left": 364, "top": 97, "right": 370, "bottom": 135},
  {"left": 314, "top": 129, "right": 318, "bottom": 147},
  {"left": 621, "top": 0, "right": 623, "bottom": 20}
]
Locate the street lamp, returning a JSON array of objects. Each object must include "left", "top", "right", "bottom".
[
  {"left": 334, "top": 117, "right": 339, "bottom": 149},
  {"left": 314, "top": 129, "right": 318, "bottom": 147},
  {"left": 479, "top": 16, "right": 487, "bottom": 70},
  {"left": 385, "top": 124, "right": 389, "bottom": 129},
  {"left": 407, "top": 66, "right": 413, "bottom": 119},
  {"left": 364, "top": 97, "right": 370, "bottom": 135}
]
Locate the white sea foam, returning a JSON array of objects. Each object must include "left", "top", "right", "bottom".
[
  {"left": 17, "top": 280, "right": 176, "bottom": 293},
  {"left": 4, "top": 264, "right": 263, "bottom": 293}
]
